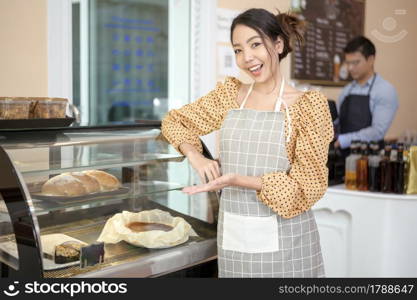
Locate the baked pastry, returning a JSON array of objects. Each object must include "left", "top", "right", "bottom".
[
  {"left": 32, "top": 97, "right": 67, "bottom": 119},
  {"left": 69, "top": 172, "right": 100, "bottom": 193},
  {"left": 126, "top": 222, "right": 173, "bottom": 232},
  {"left": 0, "top": 97, "right": 31, "bottom": 119},
  {"left": 41, "top": 170, "right": 121, "bottom": 196},
  {"left": 41, "top": 173, "right": 87, "bottom": 196},
  {"left": 41, "top": 233, "right": 87, "bottom": 263},
  {"left": 83, "top": 170, "right": 121, "bottom": 191},
  {"left": 54, "top": 241, "right": 83, "bottom": 264}
]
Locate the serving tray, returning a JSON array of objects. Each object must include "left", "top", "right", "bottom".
[
  {"left": 0, "top": 117, "right": 75, "bottom": 130},
  {"left": 31, "top": 187, "right": 130, "bottom": 204}
]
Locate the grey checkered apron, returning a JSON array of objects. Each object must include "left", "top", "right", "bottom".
[{"left": 217, "top": 79, "right": 325, "bottom": 277}]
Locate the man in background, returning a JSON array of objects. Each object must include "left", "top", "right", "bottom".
[{"left": 335, "top": 36, "right": 398, "bottom": 152}]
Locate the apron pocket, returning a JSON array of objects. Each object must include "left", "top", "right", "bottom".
[{"left": 222, "top": 211, "right": 279, "bottom": 253}]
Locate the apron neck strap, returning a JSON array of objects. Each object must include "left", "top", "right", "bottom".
[
  {"left": 238, "top": 77, "right": 292, "bottom": 143},
  {"left": 239, "top": 83, "right": 254, "bottom": 109},
  {"left": 275, "top": 78, "right": 292, "bottom": 142},
  {"left": 273, "top": 77, "right": 285, "bottom": 112},
  {"left": 367, "top": 73, "right": 377, "bottom": 95},
  {"left": 239, "top": 77, "right": 285, "bottom": 111},
  {"left": 348, "top": 73, "right": 377, "bottom": 95}
]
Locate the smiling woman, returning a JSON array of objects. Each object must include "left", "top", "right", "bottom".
[
  {"left": 230, "top": 14, "right": 303, "bottom": 92},
  {"left": 161, "top": 8, "right": 333, "bottom": 278}
]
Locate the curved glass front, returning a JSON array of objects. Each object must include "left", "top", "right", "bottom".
[{"left": 0, "top": 127, "right": 218, "bottom": 277}]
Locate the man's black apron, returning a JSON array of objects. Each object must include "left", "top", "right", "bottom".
[{"left": 339, "top": 74, "right": 379, "bottom": 156}]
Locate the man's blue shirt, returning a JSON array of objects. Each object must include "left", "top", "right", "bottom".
[{"left": 336, "top": 73, "right": 399, "bottom": 149}]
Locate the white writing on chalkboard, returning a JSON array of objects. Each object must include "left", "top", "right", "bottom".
[{"left": 291, "top": 0, "right": 365, "bottom": 86}]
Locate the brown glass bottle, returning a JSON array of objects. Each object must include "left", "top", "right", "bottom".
[
  {"left": 380, "top": 144, "right": 393, "bottom": 193},
  {"left": 393, "top": 143, "right": 405, "bottom": 194},
  {"left": 356, "top": 142, "right": 369, "bottom": 191},
  {"left": 403, "top": 144, "right": 410, "bottom": 192},
  {"left": 368, "top": 141, "right": 381, "bottom": 192}
]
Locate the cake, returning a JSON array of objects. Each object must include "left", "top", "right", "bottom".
[{"left": 54, "top": 241, "right": 83, "bottom": 264}]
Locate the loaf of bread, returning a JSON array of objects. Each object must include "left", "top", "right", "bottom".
[
  {"left": 41, "top": 170, "right": 121, "bottom": 196},
  {"left": 41, "top": 173, "right": 87, "bottom": 196},
  {"left": 83, "top": 170, "right": 121, "bottom": 191},
  {"left": 70, "top": 172, "right": 100, "bottom": 193}
]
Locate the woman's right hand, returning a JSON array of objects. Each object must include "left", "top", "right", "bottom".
[{"left": 187, "top": 151, "right": 221, "bottom": 184}]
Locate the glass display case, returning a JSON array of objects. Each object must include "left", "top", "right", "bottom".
[{"left": 0, "top": 123, "right": 218, "bottom": 278}]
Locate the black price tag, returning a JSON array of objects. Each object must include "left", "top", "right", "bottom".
[{"left": 80, "top": 242, "right": 105, "bottom": 269}]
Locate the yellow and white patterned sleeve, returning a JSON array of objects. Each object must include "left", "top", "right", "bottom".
[
  {"left": 161, "top": 77, "right": 240, "bottom": 154},
  {"left": 256, "top": 91, "right": 334, "bottom": 219}
]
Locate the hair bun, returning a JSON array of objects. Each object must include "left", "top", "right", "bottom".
[{"left": 275, "top": 11, "right": 305, "bottom": 59}]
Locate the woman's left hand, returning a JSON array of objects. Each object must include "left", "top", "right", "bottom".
[{"left": 182, "top": 173, "right": 237, "bottom": 195}]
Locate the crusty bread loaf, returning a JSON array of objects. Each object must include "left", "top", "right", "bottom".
[
  {"left": 83, "top": 170, "right": 121, "bottom": 191},
  {"left": 41, "top": 173, "right": 87, "bottom": 196},
  {"left": 70, "top": 172, "right": 100, "bottom": 193},
  {"left": 41, "top": 170, "right": 121, "bottom": 196}
]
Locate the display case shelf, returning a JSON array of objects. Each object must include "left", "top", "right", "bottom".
[
  {"left": 31, "top": 180, "right": 185, "bottom": 214},
  {"left": 19, "top": 153, "right": 185, "bottom": 176}
]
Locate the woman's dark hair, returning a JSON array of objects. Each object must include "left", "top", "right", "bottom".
[
  {"left": 344, "top": 36, "right": 376, "bottom": 59},
  {"left": 230, "top": 8, "right": 305, "bottom": 61}
]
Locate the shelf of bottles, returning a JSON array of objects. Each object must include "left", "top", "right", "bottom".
[{"left": 344, "top": 140, "right": 414, "bottom": 194}]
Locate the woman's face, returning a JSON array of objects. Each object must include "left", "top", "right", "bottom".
[{"left": 232, "top": 24, "right": 282, "bottom": 83}]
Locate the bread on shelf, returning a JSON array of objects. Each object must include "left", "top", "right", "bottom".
[
  {"left": 41, "top": 173, "right": 87, "bottom": 196},
  {"left": 41, "top": 170, "right": 121, "bottom": 196},
  {"left": 70, "top": 172, "right": 100, "bottom": 193},
  {"left": 83, "top": 170, "right": 121, "bottom": 192}
]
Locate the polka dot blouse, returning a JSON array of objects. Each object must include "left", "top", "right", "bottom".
[{"left": 161, "top": 77, "right": 334, "bottom": 219}]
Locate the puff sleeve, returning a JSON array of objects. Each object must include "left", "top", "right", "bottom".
[
  {"left": 256, "top": 91, "right": 334, "bottom": 219},
  {"left": 161, "top": 77, "right": 240, "bottom": 154}
]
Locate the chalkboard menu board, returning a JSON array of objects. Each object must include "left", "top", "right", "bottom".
[{"left": 291, "top": 0, "right": 365, "bottom": 86}]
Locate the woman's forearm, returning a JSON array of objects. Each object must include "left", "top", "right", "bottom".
[
  {"left": 179, "top": 143, "right": 200, "bottom": 157},
  {"left": 232, "top": 174, "right": 262, "bottom": 191},
  {"left": 178, "top": 145, "right": 262, "bottom": 192}
]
